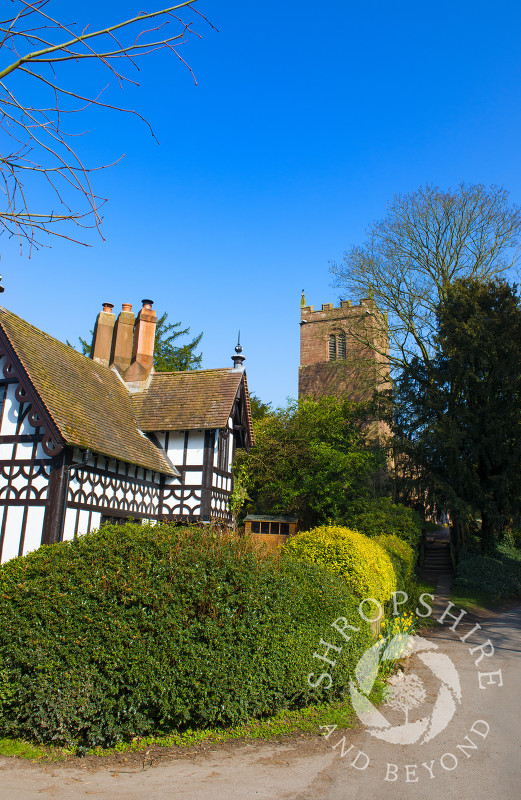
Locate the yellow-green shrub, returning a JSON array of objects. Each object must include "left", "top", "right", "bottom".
[
  {"left": 376, "top": 534, "right": 416, "bottom": 586},
  {"left": 285, "top": 524, "right": 396, "bottom": 603}
]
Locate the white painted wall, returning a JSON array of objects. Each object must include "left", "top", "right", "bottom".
[
  {"left": 22, "top": 507, "right": 46, "bottom": 556},
  {"left": 1, "top": 506, "right": 24, "bottom": 562},
  {"left": 186, "top": 431, "right": 204, "bottom": 466}
]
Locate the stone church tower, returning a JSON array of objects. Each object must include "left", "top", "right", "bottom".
[{"left": 298, "top": 294, "right": 390, "bottom": 402}]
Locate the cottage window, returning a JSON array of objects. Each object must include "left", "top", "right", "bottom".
[
  {"left": 270, "top": 522, "right": 280, "bottom": 535},
  {"left": 217, "top": 429, "right": 230, "bottom": 472},
  {"left": 280, "top": 523, "right": 290, "bottom": 535},
  {"left": 260, "top": 521, "right": 270, "bottom": 534},
  {"left": 251, "top": 521, "right": 260, "bottom": 533}
]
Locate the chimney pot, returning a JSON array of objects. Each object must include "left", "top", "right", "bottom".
[
  {"left": 91, "top": 303, "right": 116, "bottom": 367},
  {"left": 110, "top": 303, "right": 136, "bottom": 373},
  {"left": 124, "top": 297, "right": 157, "bottom": 387}
]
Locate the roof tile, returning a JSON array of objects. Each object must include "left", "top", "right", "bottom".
[{"left": 0, "top": 307, "right": 176, "bottom": 476}]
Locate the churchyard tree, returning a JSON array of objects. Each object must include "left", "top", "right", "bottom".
[
  {"left": 330, "top": 184, "right": 521, "bottom": 375},
  {"left": 394, "top": 278, "right": 521, "bottom": 549}
]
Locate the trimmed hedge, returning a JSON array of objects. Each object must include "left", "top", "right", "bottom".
[
  {"left": 0, "top": 524, "right": 371, "bottom": 748},
  {"left": 343, "top": 498, "right": 423, "bottom": 547},
  {"left": 376, "top": 534, "right": 416, "bottom": 587},
  {"left": 284, "top": 524, "right": 396, "bottom": 603}
]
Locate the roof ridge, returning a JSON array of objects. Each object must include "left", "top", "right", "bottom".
[{"left": 151, "top": 367, "right": 233, "bottom": 376}]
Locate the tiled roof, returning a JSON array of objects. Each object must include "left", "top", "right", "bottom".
[
  {"left": 0, "top": 307, "right": 176, "bottom": 476},
  {"left": 132, "top": 369, "right": 251, "bottom": 434}
]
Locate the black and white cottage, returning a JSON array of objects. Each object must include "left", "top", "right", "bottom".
[{"left": 0, "top": 299, "right": 254, "bottom": 563}]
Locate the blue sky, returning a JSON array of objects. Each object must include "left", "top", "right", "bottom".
[{"left": 3, "top": 0, "right": 521, "bottom": 407}]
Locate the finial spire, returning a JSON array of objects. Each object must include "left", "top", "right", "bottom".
[
  {"left": 231, "top": 331, "right": 245, "bottom": 371},
  {"left": 301, "top": 289, "right": 306, "bottom": 307}
]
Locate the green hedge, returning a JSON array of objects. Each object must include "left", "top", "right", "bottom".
[
  {"left": 453, "top": 542, "right": 521, "bottom": 601},
  {"left": 342, "top": 498, "right": 423, "bottom": 547},
  {"left": 0, "top": 524, "right": 371, "bottom": 749},
  {"left": 376, "top": 534, "right": 416, "bottom": 586},
  {"left": 284, "top": 524, "right": 396, "bottom": 603}
]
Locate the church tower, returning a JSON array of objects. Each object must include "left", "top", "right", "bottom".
[{"left": 298, "top": 293, "right": 390, "bottom": 401}]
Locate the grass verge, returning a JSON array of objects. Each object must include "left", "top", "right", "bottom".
[
  {"left": 0, "top": 684, "right": 387, "bottom": 762},
  {"left": 450, "top": 589, "right": 500, "bottom": 613}
]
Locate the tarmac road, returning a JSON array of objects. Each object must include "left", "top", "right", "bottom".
[{"left": 1, "top": 602, "right": 520, "bottom": 800}]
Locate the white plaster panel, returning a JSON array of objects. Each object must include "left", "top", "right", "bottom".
[
  {"left": 15, "top": 440, "right": 34, "bottom": 460},
  {"left": 90, "top": 511, "right": 101, "bottom": 531},
  {"left": 183, "top": 494, "right": 200, "bottom": 510},
  {"left": 35, "top": 441, "right": 49, "bottom": 460},
  {"left": 19, "top": 412, "right": 36, "bottom": 436},
  {"left": 62, "top": 508, "right": 77, "bottom": 541},
  {"left": 184, "top": 471, "right": 202, "bottom": 486},
  {"left": 1, "top": 506, "right": 23, "bottom": 562},
  {"left": 11, "top": 471, "right": 30, "bottom": 492},
  {"left": 31, "top": 472, "right": 49, "bottom": 494},
  {"left": 0, "top": 442, "right": 14, "bottom": 460},
  {"left": 167, "top": 432, "right": 185, "bottom": 465},
  {"left": 22, "top": 506, "right": 45, "bottom": 556},
  {"left": 77, "top": 509, "right": 91, "bottom": 537},
  {"left": 186, "top": 431, "right": 204, "bottom": 466},
  {"left": 1, "top": 384, "right": 19, "bottom": 435},
  {"left": 0, "top": 507, "right": 5, "bottom": 559}
]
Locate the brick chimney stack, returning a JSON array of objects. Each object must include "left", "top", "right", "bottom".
[
  {"left": 91, "top": 303, "right": 115, "bottom": 367},
  {"left": 110, "top": 303, "right": 135, "bottom": 373},
  {"left": 124, "top": 299, "right": 157, "bottom": 388}
]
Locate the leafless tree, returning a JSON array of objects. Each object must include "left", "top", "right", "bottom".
[
  {"left": 330, "top": 184, "right": 521, "bottom": 373},
  {"left": 0, "top": 0, "right": 213, "bottom": 253},
  {"left": 385, "top": 672, "right": 426, "bottom": 725}
]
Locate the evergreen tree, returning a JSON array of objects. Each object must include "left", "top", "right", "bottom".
[{"left": 395, "top": 278, "right": 521, "bottom": 549}]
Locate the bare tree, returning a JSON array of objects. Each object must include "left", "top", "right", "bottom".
[
  {"left": 0, "top": 0, "right": 213, "bottom": 253},
  {"left": 385, "top": 673, "right": 426, "bottom": 726},
  {"left": 330, "top": 184, "right": 521, "bottom": 373}
]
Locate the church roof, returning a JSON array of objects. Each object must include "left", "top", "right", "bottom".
[{"left": 0, "top": 307, "right": 177, "bottom": 476}]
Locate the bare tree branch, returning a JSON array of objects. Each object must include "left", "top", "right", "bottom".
[
  {"left": 0, "top": 0, "right": 214, "bottom": 254},
  {"left": 330, "top": 184, "right": 521, "bottom": 375}
]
